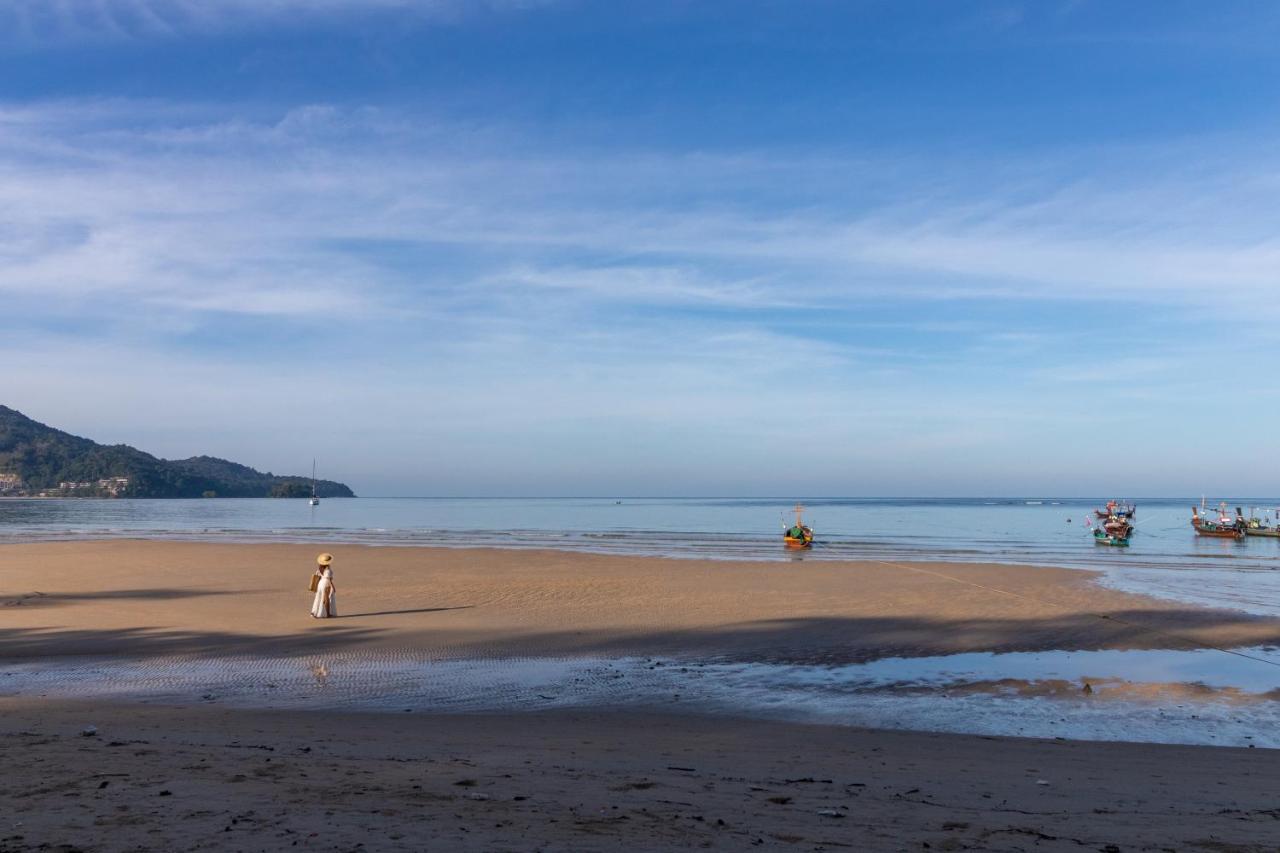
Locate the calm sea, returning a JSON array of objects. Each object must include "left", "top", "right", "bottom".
[{"left": 3, "top": 496, "right": 1280, "bottom": 615}]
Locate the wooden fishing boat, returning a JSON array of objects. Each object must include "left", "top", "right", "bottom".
[
  {"left": 1093, "top": 515, "right": 1133, "bottom": 546},
  {"left": 1191, "top": 504, "right": 1243, "bottom": 538},
  {"left": 783, "top": 503, "right": 814, "bottom": 549},
  {"left": 1241, "top": 507, "right": 1280, "bottom": 537},
  {"left": 1093, "top": 527, "right": 1130, "bottom": 547}
]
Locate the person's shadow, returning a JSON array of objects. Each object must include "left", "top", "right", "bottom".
[{"left": 340, "top": 606, "right": 474, "bottom": 618}]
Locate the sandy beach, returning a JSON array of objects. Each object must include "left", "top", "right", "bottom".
[
  {"left": 4, "top": 540, "right": 1280, "bottom": 851},
  {"left": 4, "top": 540, "right": 1280, "bottom": 661}
]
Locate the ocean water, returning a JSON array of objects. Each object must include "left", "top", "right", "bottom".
[{"left": 3, "top": 496, "right": 1280, "bottom": 615}]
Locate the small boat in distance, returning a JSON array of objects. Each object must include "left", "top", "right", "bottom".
[
  {"left": 1095, "top": 500, "right": 1135, "bottom": 519},
  {"left": 1191, "top": 502, "right": 1242, "bottom": 538},
  {"left": 309, "top": 459, "right": 320, "bottom": 506},
  {"left": 783, "top": 503, "right": 814, "bottom": 549}
]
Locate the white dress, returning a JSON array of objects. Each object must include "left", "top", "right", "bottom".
[{"left": 310, "top": 568, "right": 337, "bottom": 618}]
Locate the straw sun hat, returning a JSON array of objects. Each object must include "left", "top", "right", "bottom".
[{"left": 317, "top": 553, "right": 334, "bottom": 566}]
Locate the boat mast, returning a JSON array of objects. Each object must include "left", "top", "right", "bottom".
[{"left": 311, "top": 458, "right": 317, "bottom": 498}]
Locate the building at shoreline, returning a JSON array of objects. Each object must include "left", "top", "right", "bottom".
[{"left": 0, "top": 474, "right": 130, "bottom": 498}]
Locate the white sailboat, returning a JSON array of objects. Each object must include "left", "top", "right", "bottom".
[{"left": 309, "top": 459, "right": 320, "bottom": 505}]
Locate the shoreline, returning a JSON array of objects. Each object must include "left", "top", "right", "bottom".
[{"left": 6, "top": 499, "right": 1280, "bottom": 624}]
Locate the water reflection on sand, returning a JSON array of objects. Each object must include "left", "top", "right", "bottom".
[{"left": 3, "top": 645, "right": 1278, "bottom": 748}]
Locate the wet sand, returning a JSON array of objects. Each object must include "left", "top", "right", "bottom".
[
  {"left": 4, "top": 541, "right": 1280, "bottom": 851},
  {"left": 3, "top": 699, "right": 1279, "bottom": 853},
  {"left": 4, "top": 540, "right": 1280, "bottom": 662}
]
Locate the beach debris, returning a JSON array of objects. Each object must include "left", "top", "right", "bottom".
[
  {"left": 453, "top": 779, "right": 478, "bottom": 787},
  {"left": 1035, "top": 779, "right": 1050, "bottom": 786},
  {"left": 816, "top": 809, "right": 845, "bottom": 818},
  {"left": 80, "top": 725, "right": 97, "bottom": 737},
  {"left": 666, "top": 765, "right": 696, "bottom": 772},
  {"left": 159, "top": 790, "right": 173, "bottom": 796},
  {"left": 767, "top": 796, "right": 792, "bottom": 805}
]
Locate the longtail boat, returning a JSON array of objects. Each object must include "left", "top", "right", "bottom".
[
  {"left": 1093, "top": 514, "right": 1133, "bottom": 546},
  {"left": 1095, "top": 500, "right": 1135, "bottom": 519},
  {"left": 1093, "top": 527, "right": 1130, "bottom": 547},
  {"left": 1191, "top": 503, "right": 1243, "bottom": 538},
  {"left": 783, "top": 503, "right": 814, "bottom": 549},
  {"left": 1241, "top": 507, "right": 1280, "bottom": 538}
]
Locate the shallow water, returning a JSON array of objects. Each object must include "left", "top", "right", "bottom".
[
  {"left": 4, "top": 646, "right": 1278, "bottom": 748},
  {"left": 4, "top": 496, "right": 1280, "bottom": 615}
]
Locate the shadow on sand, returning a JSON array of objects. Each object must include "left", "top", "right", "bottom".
[
  {"left": 2, "top": 608, "right": 1280, "bottom": 664},
  {"left": 340, "top": 606, "right": 474, "bottom": 618},
  {"left": 3, "top": 588, "right": 242, "bottom": 608}
]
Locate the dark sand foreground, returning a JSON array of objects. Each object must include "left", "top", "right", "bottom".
[
  {"left": 4, "top": 700, "right": 1280, "bottom": 853},
  {"left": 3, "top": 541, "right": 1280, "bottom": 851}
]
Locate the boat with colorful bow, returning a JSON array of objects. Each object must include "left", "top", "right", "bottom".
[
  {"left": 783, "top": 503, "right": 814, "bottom": 549},
  {"left": 1093, "top": 513, "right": 1133, "bottom": 546},
  {"left": 1191, "top": 503, "right": 1243, "bottom": 538},
  {"left": 1093, "top": 527, "right": 1130, "bottom": 546}
]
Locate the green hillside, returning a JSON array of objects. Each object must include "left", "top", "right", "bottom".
[{"left": 0, "top": 406, "right": 355, "bottom": 498}]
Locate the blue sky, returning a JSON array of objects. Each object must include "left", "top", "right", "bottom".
[{"left": 3, "top": 1, "right": 1279, "bottom": 496}]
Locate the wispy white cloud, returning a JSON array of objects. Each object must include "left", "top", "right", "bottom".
[
  {"left": 6, "top": 99, "right": 1280, "bottom": 326},
  {"left": 0, "top": 0, "right": 551, "bottom": 46},
  {"left": 4, "top": 98, "right": 1280, "bottom": 492},
  {"left": 485, "top": 265, "right": 794, "bottom": 309}
]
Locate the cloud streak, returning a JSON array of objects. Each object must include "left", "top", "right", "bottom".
[
  {"left": 0, "top": 0, "right": 548, "bottom": 46},
  {"left": 7, "top": 100, "right": 1279, "bottom": 321},
  {"left": 3, "top": 97, "right": 1279, "bottom": 492}
]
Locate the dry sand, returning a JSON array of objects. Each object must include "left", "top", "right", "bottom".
[
  {"left": 4, "top": 540, "right": 1280, "bottom": 661},
  {"left": 3, "top": 540, "right": 1280, "bottom": 852}
]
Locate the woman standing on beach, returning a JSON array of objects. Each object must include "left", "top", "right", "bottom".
[{"left": 310, "top": 553, "right": 337, "bottom": 618}]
